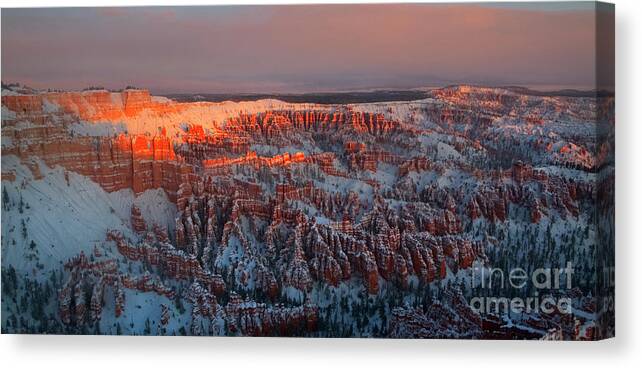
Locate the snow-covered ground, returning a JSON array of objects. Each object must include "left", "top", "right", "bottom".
[{"left": 1, "top": 155, "right": 175, "bottom": 280}]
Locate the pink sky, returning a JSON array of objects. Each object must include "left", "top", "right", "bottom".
[{"left": 1, "top": 3, "right": 613, "bottom": 93}]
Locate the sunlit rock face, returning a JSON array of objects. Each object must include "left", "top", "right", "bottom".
[
  {"left": 3, "top": 89, "right": 154, "bottom": 120},
  {"left": 1, "top": 85, "right": 613, "bottom": 339}
]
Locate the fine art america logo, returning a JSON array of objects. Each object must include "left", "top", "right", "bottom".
[{"left": 468, "top": 262, "right": 574, "bottom": 315}]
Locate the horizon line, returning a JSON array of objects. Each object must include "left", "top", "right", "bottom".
[{"left": 2, "top": 81, "right": 608, "bottom": 96}]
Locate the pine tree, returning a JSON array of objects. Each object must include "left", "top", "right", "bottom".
[
  {"left": 144, "top": 318, "right": 151, "bottom": 335},
  {"left": 21, "top": 219, "right": 27, "bottom": 239},
  {"left": 2, "top": 187, "right": 9, "bottom": 210}
]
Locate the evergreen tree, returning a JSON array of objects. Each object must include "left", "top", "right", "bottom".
[{"left": 2, "top": 187, "right": 10, "bottom": 210}]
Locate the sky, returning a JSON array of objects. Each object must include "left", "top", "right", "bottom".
[{"left": 1, "top": 3, "right": 613, "bottom": 94}]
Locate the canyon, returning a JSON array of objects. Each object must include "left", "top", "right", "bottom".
[{"left": 1, "top": 85, "right": 614, "bottom": 339}]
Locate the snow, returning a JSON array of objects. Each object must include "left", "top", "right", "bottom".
[
  {"left": 313, "top": 173, "right": 375, "bottom": 201},
  {"left": 282, "top": 286, "right": 305, "bottom": 303},
  {"left": 436, "top": 141, "right": 464, "bottom": 161},
  {"left": 369, "top": 163, "right": 399, "bottom": 187},
  {"left": 98, "top": 287, "right": 188, "bottom": 335},
  {"left": 348, "top": 98, "right": 438, "bottom": 126},
  {"left": 134, "top": 189, "right": 177, "bottom": 231},
  {"left": 1, "top": 88, "right": 22, "bottom": 96},
  {"left": 42, "top": 99, "right": 60, "bottom": 113},
  {"left": 151, "top": 96, "right": 173, "bottom": 104},
  {"left": 1, "top": 105, "right": 17, "bottom": 120},
  {"left": 68, "top": 121, "right": 129, "bottom": 136},
  {"left": 1, "top": 155, "right": 175, "bottom": 279}
]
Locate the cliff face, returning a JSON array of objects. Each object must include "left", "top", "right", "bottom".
[
  {"left": 2, "top": 125, "right": 193, "bottom": 201},
  {"left": 3, "top": 89, "right": 159, "bottom": 121},
  {"left": 2, "top": 90, "right": 197, "bottom": 201},
  {"left": 226, "top": 110, "right": 399, "bottom": 140}
]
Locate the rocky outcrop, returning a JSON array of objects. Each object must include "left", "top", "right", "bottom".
[
  {"left": 221, "top": 292, "right": 318, "bottom": 336},
  {"left": 226, "top": 110, "right": 399, "bottom": 140},
  {"left": 3, "top": 89, "right": 167, "bottom": 121},
  {"left": 107, "top": 231, "right": 226, "bottom": 296},
  {"left": 389, "top": 288, "right": 482, "bottom": 339},
  {"left": 58, "top": 250, "right": 175, "bottom": 327},
  {"left": 2, "top": 114, "right": 195, "bottom": 201},
  {"left": 202, "top": 151, "right": 305, "bottom": 174},
  {"left": 348, "top": 150, "right": 402, "bottom": 172},
  {"left": 130, "top": 204, "right": 147, "bottom": 233}
]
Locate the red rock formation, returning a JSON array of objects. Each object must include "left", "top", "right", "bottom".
[
  {"left": 3, "top": 124, "right": 194, "bottom": 201},
  {"left": 108, "top": 231, "right": 225, "bottom": 296},
  {"left": 349, "top": 150, "right": 403, "bottom": 172},
  {"left": 1, "top": 171, "right": 16, "bottom": 182},
  {"left": 226, "top": 110, "right": 398, "bottom": 140},
  {"left": 221, "top": 292, "right": 318, "bottom": 336},
  {"left": 2, "top": 89, "right": 179, "bottom": 122},
  {"left": 284, "top": 235, "right": 314, "bottom": 291},
  {"left": 160, "top": 304, "right": 170, "bottom": 327},
  {"left": 114, "top": 286, "right": 125, "bottom": 318},
  {"left": 344, "top": 141, "right": 366, "bottom": 154},
  {"left": 202, "top": 151, "right": 305, "bottom": 174},
  {"left": 389, "top": 288, "right": 482, "bottom": 338},
  {"left": 399, "top": 157, "right": 432, "bottom": 176},
  {"left": 130, "top": 204, "right": 147, "bottom": 233},
  {"left": 531, "top": 200, "right": 544, "bottom": 223},
  {"left": 58, "top": 249, "right": 178, "bottom": 326},
  {"left": 306, "top": 153, "right": 351, "bottom": 178},
  {"left": 2, "top": 91, "right": 199, "bottom": 202}
]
